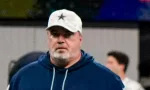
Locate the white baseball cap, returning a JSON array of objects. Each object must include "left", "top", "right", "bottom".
[{"left": 46, "top": 9, "right": 82, "bottom": 34}]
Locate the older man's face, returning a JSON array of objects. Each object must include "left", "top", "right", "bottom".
[{"left": 47, "top": 26, "right": 82, "bottom": 67}]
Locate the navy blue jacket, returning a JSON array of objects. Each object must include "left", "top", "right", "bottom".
[{"left": 9, "top": 50, "right": 124, "bottom": 90}]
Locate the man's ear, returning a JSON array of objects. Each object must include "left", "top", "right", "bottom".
[
  {"left": 80, "top": 35, "right": 83, "bottom": 42},
  {"left": 120, "top": 64, "right": 125, "bottom": 71},
  {"left": 78, "top": 32, "right": 82, "bottom": 41},
  {"left": 79, "top": 34, "right": 83, "bottom": 46}
]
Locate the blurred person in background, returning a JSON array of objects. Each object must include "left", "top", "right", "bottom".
[
  {"left": 105, "top": 50, "right": 145, "bottom": 90},
  {"left": 8, "top": 9, "right": 124, "bottom": 90},
  {"left": 8, "top": 51, "right": 45, "bottom": 83}
]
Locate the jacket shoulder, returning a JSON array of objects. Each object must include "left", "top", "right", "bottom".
[
  {"left": 90, "top": 61, "right": 124, "bottom": 89},
  {"left": 10, "top": 61, "right": 40, "bottom": 81},
  {"left": 92, "top": 61, "right": 117, "bottom": 75}
]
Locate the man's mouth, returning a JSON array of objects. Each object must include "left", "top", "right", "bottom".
[{"left": 56, "top": 47, "right": 67, "bottom": 50}]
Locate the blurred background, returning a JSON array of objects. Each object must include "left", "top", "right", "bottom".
[{"left": 0, "top": 0, "right": 150, "bottom": 90}]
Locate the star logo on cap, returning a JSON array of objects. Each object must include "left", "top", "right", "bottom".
[{"left": 58, "top": 13, "right": 66, "bottom": 20}]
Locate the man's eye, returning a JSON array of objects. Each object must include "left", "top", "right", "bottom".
[
  {"left": 52, "top": 32, "right": 59, "bottom": 37},
  {"left": 64, "top": 33, "right": 74, "bottom": 38},
  {"left": 64, "top": 34, "right": 71, "bottom": 38}
]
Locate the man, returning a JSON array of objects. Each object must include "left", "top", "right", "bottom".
[
  {"left": 8, "top": 9, "right": 124, "bottom": 90},
  {"left": 105, "top": 50, "right": 145, "bottom": 90}
]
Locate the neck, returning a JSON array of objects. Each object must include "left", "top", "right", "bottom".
[
  {"left": 65, "top": 52, "right": 81, "bottom": 68},
  {"left": 118, "top": 72, "right": 126, "bottom": 80}
]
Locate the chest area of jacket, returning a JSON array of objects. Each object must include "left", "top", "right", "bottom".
[{"left": 19, "top": 70, "right": 107, "bottom": 90}]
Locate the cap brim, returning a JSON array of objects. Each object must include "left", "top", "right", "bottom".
[{"left": 45, "top": 23, "right": 77, "bottom": 33}]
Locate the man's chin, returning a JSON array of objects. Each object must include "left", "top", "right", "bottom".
[{"left": 53, "top": 52, "right": 70, "bottom": 59}]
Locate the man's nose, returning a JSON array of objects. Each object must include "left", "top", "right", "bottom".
[{"left": 57, "top": 35, "right": 65, "bottom": 44}]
